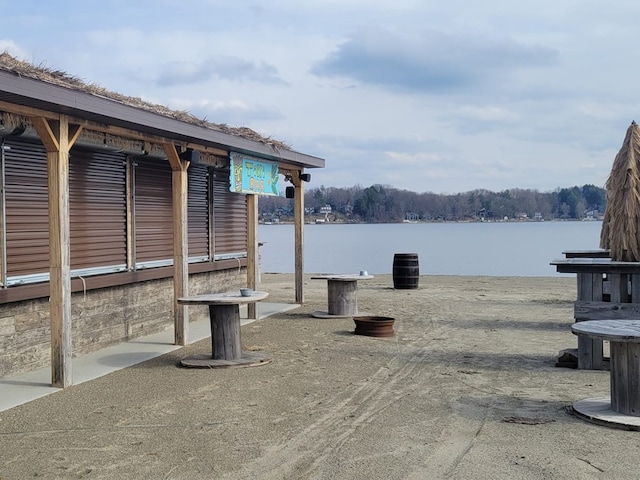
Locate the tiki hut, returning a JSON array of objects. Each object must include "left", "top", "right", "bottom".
[
  {"left": 600, "top": 121, "right": 640, "bottom": 261},
  {"left": 0, "top": 53, "right": 324, "bottom": 386}
]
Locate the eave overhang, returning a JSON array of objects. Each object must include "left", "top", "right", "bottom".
[{"left": 0, "top": 70, "right": 325, "bottom": 169}]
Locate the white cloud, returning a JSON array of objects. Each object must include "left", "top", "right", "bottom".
[
  {"left": 0, "top": 40, "right": 29, "bottom": 60},
  {"left": 155, "top": 57, "right": 287, "bottom": 87},
  {"left": 454, "top": 106, "right": 521, "bottom": 124},
  {"left": 166, "top": 98, "right": 285, "bottom": 125},
  {"left": 311, "top": 26, "right": 558, "bottom": 94},
  {"left": 3, "top": 0, "right": 639, "bottom": 193}
]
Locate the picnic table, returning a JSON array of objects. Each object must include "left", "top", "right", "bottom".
[
  {"left": 177, "top": 291, "right": 272, "bottom": 368},
  {"left": 551, "top": 257, "right": 640, "bottom": 369},
  {"left": 311, "top": 274, "right": 374, "bottom": 318},
  {"left": 571, "top": 319, "right": 640, "bottom": 429}
]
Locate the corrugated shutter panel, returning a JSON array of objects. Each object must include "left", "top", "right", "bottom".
[
  {"left": 69, "top": 148, "right": 127, "bottom": 272},
  {"left": 3, "top": 139, "right": 49, "bottom": 281},
  {"left": 134, "top": 157, "right": 173, "bottom": 267},
  {"left": 213, "top": 167, "right": 247, "bottom": 258},
  {"left": 188, "top": 164, "right": 209, "bottom": 260}
]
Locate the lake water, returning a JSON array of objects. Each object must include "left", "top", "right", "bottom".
[{"left": 258, "top": 221, "right": 604, "bottom": 277}]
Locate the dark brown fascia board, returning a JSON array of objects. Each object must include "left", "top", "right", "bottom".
[{"left": 0, "top": 70, "right": 325, "bottom": 169}]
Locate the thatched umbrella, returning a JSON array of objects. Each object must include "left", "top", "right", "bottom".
[{"left": 600, "top": 121, "right": 640, "bottom": 261}]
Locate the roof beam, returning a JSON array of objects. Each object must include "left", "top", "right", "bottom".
[
  {"left": 32, "top": 117, "right": 59, "bottom": 151},
  {"left": 32, "top": 116, "right": 83, "bottom": 151},
  {"left": 163, "top": 143, "right": 188, "bottom": 171}
]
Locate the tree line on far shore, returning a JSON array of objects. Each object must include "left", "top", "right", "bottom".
[{"left": 258, "top": 184, "right": 606, "bottom": 223}]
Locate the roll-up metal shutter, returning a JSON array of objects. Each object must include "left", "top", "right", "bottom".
[
  {"left": 69, "top": 148, "right": 127, "bottom": 274},
  {"left": 188, "top": 164, "right": 209, "bottom": 261},
  {"left": 134, "top": 157, "right": 173, "bottom": 268},
  {"left": 212, "top": 167, "right": 247, "bottom": 259},
  {"left": 3, "top": 139, "right": 49, "bottom": 284}
]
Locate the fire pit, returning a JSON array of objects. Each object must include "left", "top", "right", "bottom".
[{"left": 353, "top": 316, "right": 395, "bottom": 338}]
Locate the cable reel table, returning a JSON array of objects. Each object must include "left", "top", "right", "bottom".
[
  {"left": 311, "top": 274, "right": 374, "bottom": 318},
  {"left": 572, "top": 319, "right": 640, "bottom": 429},
  {"left": 177, "top": 291, "right": 272, "bottom": 368}
]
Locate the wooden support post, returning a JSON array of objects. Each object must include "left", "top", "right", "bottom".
[
  {"left": 610, "top": 273, "right": 628, "bottom": 303},
  {"left": 576, "top": 272, "right": 607, "bottom": 370},
  {"left": 32, "top": 115, "right": 82, "bottom": 388},
  {"left": 164, "top": 144, "right": 189, "bottom": 346},
  {"left": 576, "top": 273, "right": 599, "bottom": 369},
  {"left": 292, "top": 171, "right": 305, "bottom": 304},
  {"left": 246, "top": 194, "right": 259, "bottom": 319},
  {"left": 632, "top": 274, "right": 640, "bottom": 303}
]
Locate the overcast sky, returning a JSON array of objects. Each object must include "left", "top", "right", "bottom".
[{"left": 1, "top": 0, "right": 638, "bottom": 194}]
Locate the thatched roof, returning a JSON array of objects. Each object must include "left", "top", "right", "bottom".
[
  {"left": 600, "top": 121, "right": 640, "bottom": 261},
  {"left": 0, "top": 52, "right": 290, "bottom": 150}
]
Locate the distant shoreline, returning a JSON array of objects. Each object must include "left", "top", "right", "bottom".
[{"left": 260, "top": 218, "right": 603, "bottom": 225}]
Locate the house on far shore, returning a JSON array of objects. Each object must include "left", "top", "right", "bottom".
[{"left": 0, "top": 54, "right": 324, "bottom": 386}]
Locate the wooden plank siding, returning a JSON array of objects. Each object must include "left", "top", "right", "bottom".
[
  {"left": 133, "top": 157, "right": 174, "bottom": 266},
  {"left": 212, "top": 167, "right": 247, "bottom": 258},
  {"left": 3, "top": 140, "right": 129, "bottom": 282},
  {"left": 3, "top": 139, "right": 49, "bottom": 279},
  {"left": 188, "top": 164, "right": 209, "bottom": 260},
  {"left": 69, "top": 148, "right": 127, "bottom": 270},
  {"left": 0, "top": 138, "right": 247, "bottom": 295}
]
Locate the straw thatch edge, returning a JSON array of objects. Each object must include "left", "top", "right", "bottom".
[
  {"left": 0, "top": 52, "right": 291, "bottom": 151},
  {"left": 600, "top": 121, "right": 640, "bottom": 261}
]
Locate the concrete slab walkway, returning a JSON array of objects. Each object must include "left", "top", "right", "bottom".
[{"left": 0, "top": 302, "right": 298, "bottom": 413}]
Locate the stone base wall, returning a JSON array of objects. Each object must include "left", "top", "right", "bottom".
[{"left": 0, "top": 268, "right": 245, "bottom": 378}]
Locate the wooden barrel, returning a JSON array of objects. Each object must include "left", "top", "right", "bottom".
[{"left": 393, "top": 253, "right": 419, "bottom": 289}]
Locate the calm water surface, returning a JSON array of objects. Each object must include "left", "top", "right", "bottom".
[{"left": 258, "top": 221, "right": 603, "bottom": 277}]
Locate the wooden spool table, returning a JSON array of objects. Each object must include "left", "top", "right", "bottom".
[
  {"left": 311, "top": 274, "right": 373, "bottom": 318},
  {"left": 551, "top": 258, "right": 640, "bottom": 370},
  {"left": 572, "top": 320, "right": 640, "bottom": 429},
  {"left": 177, "top": 291, "right": 272, "bottom": 368}
]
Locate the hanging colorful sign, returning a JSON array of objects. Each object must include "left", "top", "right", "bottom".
[{"left": 229, "top": 153, "right": 280, "bottom": 196}]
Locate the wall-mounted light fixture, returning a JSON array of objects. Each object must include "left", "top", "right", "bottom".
[
  {"left": 179, "top": 148, "right": 200, "bottom": 163},
  {"left": 284, "top": 172, "right": 310, "bottom": 183},
  {"left": 285, "top": 186, "right": 295, "bottom": 198}
]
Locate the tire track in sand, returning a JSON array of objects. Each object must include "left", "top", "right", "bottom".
[{"left": 224, "top": 320, "right": 457, "bottom": 480}]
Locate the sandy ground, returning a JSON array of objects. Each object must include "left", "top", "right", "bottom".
[{"left": 0, "top": 274, "right": 637, "bottom": 479}]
